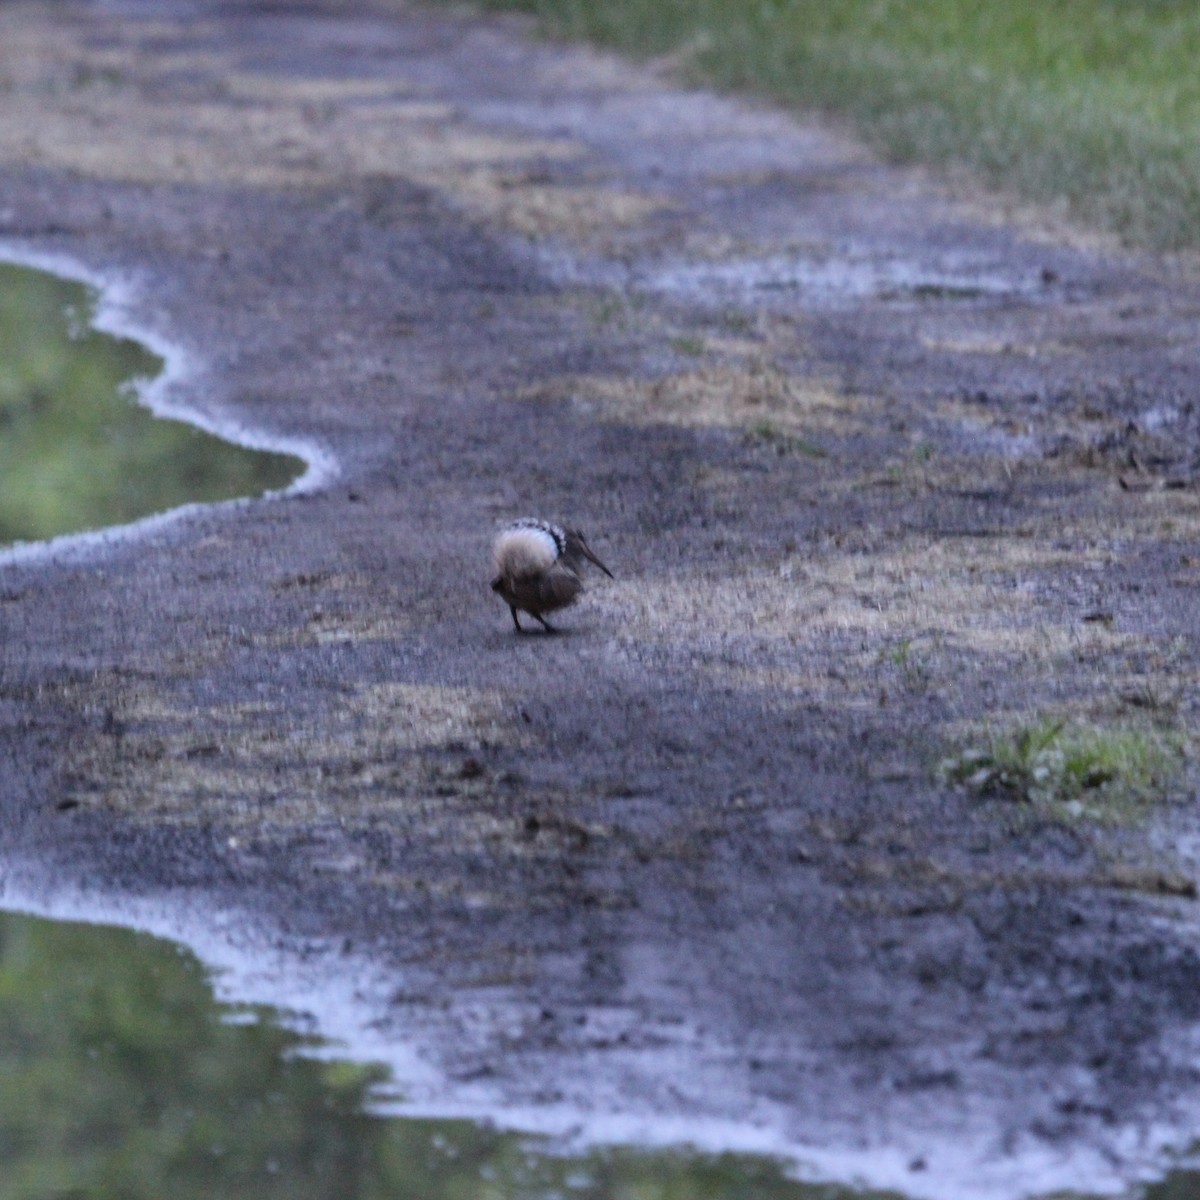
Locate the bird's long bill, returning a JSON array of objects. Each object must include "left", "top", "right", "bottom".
[{"left": 579, "top": 540, "right": 614, "bottom": 578}]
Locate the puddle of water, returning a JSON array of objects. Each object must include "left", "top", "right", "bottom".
[
  {"left": 0, "top": 260, "right": 306, "bottom": 548},
  {"left": 1143, "top": 1168, "right": 1200, "bottom": 1199},
  {"left": 0, "top": 907, "right": 900, "bottom": 1200}
]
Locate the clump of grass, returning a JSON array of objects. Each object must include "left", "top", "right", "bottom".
[
  {"left": 879, "top": 636, "right": 929, "bottom": 689},
  {"left": 941, "top": 716, "right": 1186, "bottom": 822}
]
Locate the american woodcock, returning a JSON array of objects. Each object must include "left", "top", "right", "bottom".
[{"left": 491, "top": 518, "right": 613, "bottom": 633}]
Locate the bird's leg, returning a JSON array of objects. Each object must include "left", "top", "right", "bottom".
[
  {"left": 534, "top": 613, "right": 557, "bottom": 634},
  {"left": 509, "top": 606, "right": 524, "bottom": 633}
]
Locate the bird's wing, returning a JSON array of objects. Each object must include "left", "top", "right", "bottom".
[{"left": 538, "top": 563, "right": 583, "bottom": 608}]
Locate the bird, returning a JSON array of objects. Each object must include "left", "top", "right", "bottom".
[{"left": 491, "top": 517, "right": 613, "bottom": 633}]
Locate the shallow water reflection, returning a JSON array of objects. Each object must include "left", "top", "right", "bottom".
[
  {"left": 0, "top": 261, "right": 303, "bottom": 547},
  {"left": 0, "top": 909, "right": 902, "bottom": 1200},
  {"left": 1145, "top": 1169, "right": 1200, "bottom": 1198}
]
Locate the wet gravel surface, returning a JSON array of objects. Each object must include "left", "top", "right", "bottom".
[{"left": 5, "top": 1, "right": 1200, "bottom": 1194}]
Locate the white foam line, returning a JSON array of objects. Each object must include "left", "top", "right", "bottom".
[{"left": 0, "top": 242, "right": 339, "bottom": 567}]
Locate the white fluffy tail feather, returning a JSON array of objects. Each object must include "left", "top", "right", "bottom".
[{"left": 493, "top": 525, "right": 559, "bottom": 579}]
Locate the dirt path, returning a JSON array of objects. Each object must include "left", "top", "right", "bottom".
[{"left": 4, "top": 1, "right": 1200, "bottom": 1194}]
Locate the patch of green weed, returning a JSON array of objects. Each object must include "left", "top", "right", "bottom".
[
  {"left": 879, "top": 636, "right": 929, "bottom": 688},
  {"left": 940, "top": 716, "right": 1187, "bottom": 823}
]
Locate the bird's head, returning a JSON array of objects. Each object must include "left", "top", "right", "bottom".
[{"left": 563, "top": 528, "right": 613, "bottom": 578}]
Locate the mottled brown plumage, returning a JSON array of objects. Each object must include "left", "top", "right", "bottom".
[{"left": 491, "top": 518, "right": 613, "bottom": 633}]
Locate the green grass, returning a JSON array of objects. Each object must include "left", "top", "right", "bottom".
[
  {"left": 878, "top": 636, "right": 929, "bottom": 689},
  {"left": 940, "top": 716, "right": 1187, "bottom": 823},
  {"left": 462, "top": 0, "right": 1200, "bottom": 249}
]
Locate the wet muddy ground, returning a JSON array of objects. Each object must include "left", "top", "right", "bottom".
[{"left": 5, "top": 1, "right": 1200, "bottom": 1193}]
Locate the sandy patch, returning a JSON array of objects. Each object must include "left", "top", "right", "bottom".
[
  {"left": 525, "top": 364, "right": 865, "bottom": 436},
  {"left": 0, "top": 9, "right": 669, "bottom": 238}
]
